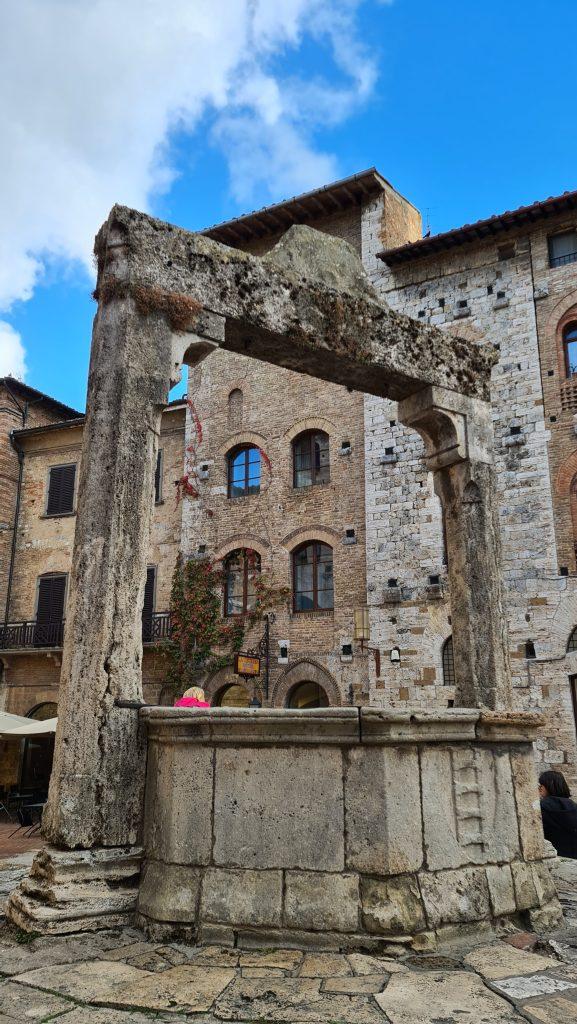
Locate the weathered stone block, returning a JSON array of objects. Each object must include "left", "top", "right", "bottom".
[
  {"left": 344, "top": 745, "right": 423, "bottom": 874},
  {"left": 201, "top": 868, "right": 282, "bottom": 928},
  {"left": 137, "top": 860, "right": 201, "bottom": 923},
  {"left": 419, "top": 867, "right": 491, "bottom": 927},
  {"left": 213, "top": 747, "right": 344, "bottom": 870},
  {"left": 511, "top": 860, "right": 539, "bottom": 911},
  {"left": 144, "top": 742, "right": 214, "bottom": 866},
  {"left": 361, "top": 874, "right": 426, "bottom": 935},
  {"left": 284, "top": 871, "right": 360, "bottom": 932},
  {"left": 531, "top": 861, "right": 558, "bottom": 905},
  {"left": 510, "top": 749, "right": 545, "bottom": 861},
  {"left": 485, "top": 863, "right": 516, "bottom": 917}
]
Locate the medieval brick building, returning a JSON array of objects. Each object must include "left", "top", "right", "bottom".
[{"left": 1, "top": 169, "right": 577, "bottom": 786}]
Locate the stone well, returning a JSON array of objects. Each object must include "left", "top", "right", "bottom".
[{"left": 136, "top": 706, "right": 561, "bottom": 949}]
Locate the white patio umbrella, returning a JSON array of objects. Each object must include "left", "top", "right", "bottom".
[{"left": 0, "top": 712, "right": 57, "bottom": 736}]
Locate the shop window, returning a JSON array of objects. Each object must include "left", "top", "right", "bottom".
[
  {"left": 563, "top": 323, "right": 577, "bottom": 378},
  {"left": 293, "top": 431, "right": 330, "bottom": 488},
  {"left": 292, "top": 542, "right": 334, "bottom": 612},
  {"left": 549, "top": 230, "right": 577, "bottom": 269},
  {"left": 227, "top": 445, "right": 260, "bottom": 498},
  {"left": 287, "top": 681, "right": 329, "bottom": 709},
  {"left": 46, "top": 464, "right": 76, "bottom": 516},
  {"left": 224, "top": 549, "right": 261, "bottom": 616},
  {"left": 442, "top": 636, "right": 455, "bottom": 686}
]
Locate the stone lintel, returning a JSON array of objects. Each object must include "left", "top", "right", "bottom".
[
  {"left": 98, "top": 205, "right": 495, "bottom": 402},
  {"left": 141, "top": 707, "right": 543, "bottom": 746}
]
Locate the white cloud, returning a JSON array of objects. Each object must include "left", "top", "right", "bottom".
[
  {"left": 0, "top": 0, "right": 380, "bottom": 323},
  {"left": 0, "top": 322, "right": 27, "bottom": 379}
]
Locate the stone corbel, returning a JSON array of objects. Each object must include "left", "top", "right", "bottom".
[
  {"left": 171, "top": 311, "right": 226, "bottom": 386},
  {"left": 397, "top": 385, "right": 493, "bottom": 471}
]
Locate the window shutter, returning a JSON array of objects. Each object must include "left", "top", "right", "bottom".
[
  {"left": 36, "top": 575, "right": 67, "bottom": 623},
  {"left": 154, "top": 451, "right": 162, "bottom": 503},
  {"left": 47, "top": 465, "right": 76, "bottom": 515},
  {"left": 143, "top": 567, "right": 156, "bottom": 621}
]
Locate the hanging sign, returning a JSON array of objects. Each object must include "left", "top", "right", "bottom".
[{"left": 234, "top": 653, "right": 261, "bottom": 677}]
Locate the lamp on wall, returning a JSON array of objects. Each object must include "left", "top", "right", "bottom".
[{"left": 354, "top": 608, "right": 370, "bottom": 650}]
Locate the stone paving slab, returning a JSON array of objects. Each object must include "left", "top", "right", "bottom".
[
  {"left": 0, "top": 979, "right": 72, "bottom": 1020},
  {"left": 489, "top": 972, "right": 577, "bottom": 1001},
  {"left": 465, "top": 942, "right": 559, "bottom": 979},
  {"left": 522, "top": 991, "right": 577, "bottom": 1023},
  {"left": 213, "top": 974, "right": 385, "bottom": 1022},
  {"left": 376, "top": 970, "right": 521, "bottom": 1023}
]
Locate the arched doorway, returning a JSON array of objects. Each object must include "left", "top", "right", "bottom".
[
  {"left": 22, "top": 702, "right": 58, "bottom": 793},
  {"left": 287, "top": 680, "right": 329, "bottom": 709},
  {"left": 27, "top": 702, "right": 58, "bottom": 721},
  {"left": 214, "top": 683, "right": 251, "bottom": 708}
]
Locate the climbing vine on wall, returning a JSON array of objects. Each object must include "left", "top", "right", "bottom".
[{"left": 161, "top": 550, "right": 289, "bottom": 697}]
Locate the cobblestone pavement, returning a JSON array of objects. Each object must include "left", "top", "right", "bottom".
[{"left": 2, "top": 923, "right": 577, "bottom": 1023}]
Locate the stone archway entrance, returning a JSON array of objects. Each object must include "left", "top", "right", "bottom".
[{"left": 286, "top": 681, "right": 329, "bottom": 709}]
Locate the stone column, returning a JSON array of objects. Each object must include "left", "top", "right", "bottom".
[
  {"left": 42, "top": 220, "right": 220, "bottom": 849},
  {"left": 398, "top": 386, "right": 512, "bottom": 710}
]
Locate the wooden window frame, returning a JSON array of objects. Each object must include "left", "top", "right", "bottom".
[
  {"left": 224, "top": 550, "right": 261, "bottom": 617},
  {"left": 35, "top": 572, "right": 68, "bottom": 622},
  {"left": 292, "top": 541, "right": 334, "bottom": 613},
  {"left": 45, "top": 463, "right": 77, "bottom": 517},
  {"left": 227, "top": 445, "right": 261, "bottom": 498},
  {"left": 292, "top": 430, "right": 330, "bottom": 489},
  {"left": 563, "top": 322, "right": 577, "bottom": 379}
]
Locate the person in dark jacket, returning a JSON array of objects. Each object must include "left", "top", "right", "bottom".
[{"left": 539, "top": 770, "right": 577, "bottom": 858}]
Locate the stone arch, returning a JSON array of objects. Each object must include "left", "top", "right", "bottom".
[
  {"left": 271, "top": 659, "right": 341, "bottom": 708},
  {"left": 283, "top": 417, "right": 336, "bottom": 445},
  {"left": 217, "top": 430, "right": 268, "bottom": 458},
  {"left": 213, "top": 535, "right": 270, "bottom": 564},
  {"left": 204, "top": 665, "right": 252, "bottom": 705},
  {"left": 555, "top": 450, "right": 577, "bottom": 497},
  {"left": 280, "top": 525, "right": 339, "bottom": 551}
]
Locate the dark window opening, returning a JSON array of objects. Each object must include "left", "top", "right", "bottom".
[
  {"left": 429, "top": 574, "right": 440, "bottom": 586},
  {"left": 46, "top": 464, "right": 76, "bottom": 516},
  {"left": 497, "top": 290, "right": 506, "bottom": 299},
  {"left": 549, "top": 230, "right": 577, "bottom": 269},
  {"left": 154, "top": 450, "right": 163, "bottom": 503},
  {"left": 498, "top": 243, "right": 516, "bottom": 261},
  {"left": 563, "top": 323, "right": 577, "bottom": 378},
  {"left": 442, "top": 636, "right": 455, "bottom": 686},
  {"left": 510, "top": 425, "right": 521, "bottom": 436},
  {"left": 287, "top": 681, "right": 329, "bottom": 709},
  {"left": 567, "top": 627, "right": 577, "bottom": 653},
  {"left": 487, "top": 285, "right": 493, "bottom": 295},
  {"left": 342, "top": 643, "right": 353, "bottom": 657},
  {"left": 293, "top": 542, "right": 334, "bottom": 612},
  {"left": 224, "top": 549, "right": 261, "bottom": 616},
  {"left": 525, "top": 640, "right": 536, "bottom": 659},
  {"left": 227, "top": 445, "right": 261, "bottom": 498},
  {"left": 387, "top": 578, "right": 398, "bottom": 588},
  {"left": 560, "top": 566, "right": 569, "bottom": 577},
  {"left": 293, "top": 431, "right": 330, "bottom": 488},
  {"left": 458, "top": 299, "right": 468, "bottom": 308}
]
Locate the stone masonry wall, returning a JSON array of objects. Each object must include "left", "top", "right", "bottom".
[
  {"left": 0, "top": 408, "right": 185, "bottom": 717},
  {"left": 363, "top": 212, "right": 577, "bottom": 786}
]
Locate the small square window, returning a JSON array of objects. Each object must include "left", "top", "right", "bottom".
[
  {"left": 387, "top": 578, "right": 398, "bottom": 588},
  {"left": 458, "top": 299, "right": 468, "bottom": 308},
  {"left": 560, "top": 566, "right": 569, "bottom": 577},
  {"left": 428, "top": 574, "right": 440, "bottom": 586},
  {"left": 547, "top": 369, "right": 554, "bottom": 376},
  {"left": 497, "top": 290, "right": 506, "bottom": 300},
  {"left": 385, "top": 446, "right": 394, "bottom": 456},
  {"left": 510, "top": 425, "right": 521, "bottom": 436},
  {"left": 487, "top": 285, "right": 494, "bottom": 295},
  {"left": 550, "top": 416, "right": 557, "bottom": 423},
  {"left": 341, "top": 643, "right": 353, "bottom": 657},
  {"left": 549, "top": 230, "right": 577, "bottom": 268},
  {"left": 345, "top": 528, "right": 355, "bottom": 539}
]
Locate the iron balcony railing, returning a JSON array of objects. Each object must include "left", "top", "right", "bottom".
[
  {"left": 142, "top": 612, "right": 172, "bottom": 644},
  {"left": 0, "top": 620, "right": 65, "bottom": 650},
  {"left": 0, "top": 612, "right": 171, "bottom": 651},
  {"left": 550, "top": 251, "right": 577, "bottom": 269}
]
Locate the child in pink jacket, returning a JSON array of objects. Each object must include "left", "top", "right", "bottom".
[{"left": 174, "top": 686, "right": 211, "bottom": 709}]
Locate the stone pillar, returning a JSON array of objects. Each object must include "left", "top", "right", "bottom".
[
  {"left": 398, "top": 386, "right": 512, "bottom": 710},
  {"left": 42, "top": 220, "right": 220, "bottom": 849}
]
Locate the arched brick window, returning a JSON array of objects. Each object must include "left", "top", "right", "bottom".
[
  {"left": 292, "top": 431, "right": 330, "bottom": 488},
  {"left": 224, "top": 549, "right": 261, "bottom": 616},
  {"left": 292, "top": 542, "right": 334, "bottom": 612},
  {"left": 227, "top": 445, "right": 261, "bottom": 498},
  {"left": 442, "top": 636, "right": 455, "bottom": 686},
  {"left": 564, "top": 322, "right": 577, "bottom": 378}
]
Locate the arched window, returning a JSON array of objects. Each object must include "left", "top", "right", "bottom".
[
  {"left": 293, "top": 431, "right": 330, "bottom": 488},
  {"left": 442, "top": 636, "right": 455, "bottom": 686},
  {"left": 227, "top": 389, "right": 243, "bottom": 429},
  {"left": 27, "top": 701, "right": 58, "bottom": 720},
  {"left": 292, "top": 542, "right": 334, "bottom": 612},
  {"left": 564, "top": 322, "right": 577, "bottom": 378},
  {"left": 227, "top": 445, "right": 261, "bottom": 498},
  {"left": 224, "top": 549, "right": 261, "bottom": 616},
  {"left": 287, "top": 681, "right": 329, "bottom": 709},
  {"left": 567, "top": 627, "right": 577, "bottom": 652},
  {"left": 215, "top": 683, "right": 250, "bottom": 708}
]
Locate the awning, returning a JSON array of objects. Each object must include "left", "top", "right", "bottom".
[{"left": 0, "top": 712, "right": 57, "bottom": 736}]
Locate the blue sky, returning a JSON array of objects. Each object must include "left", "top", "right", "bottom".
[{"left": 2, "top": 0, "right": 576, "bottom": 413}]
